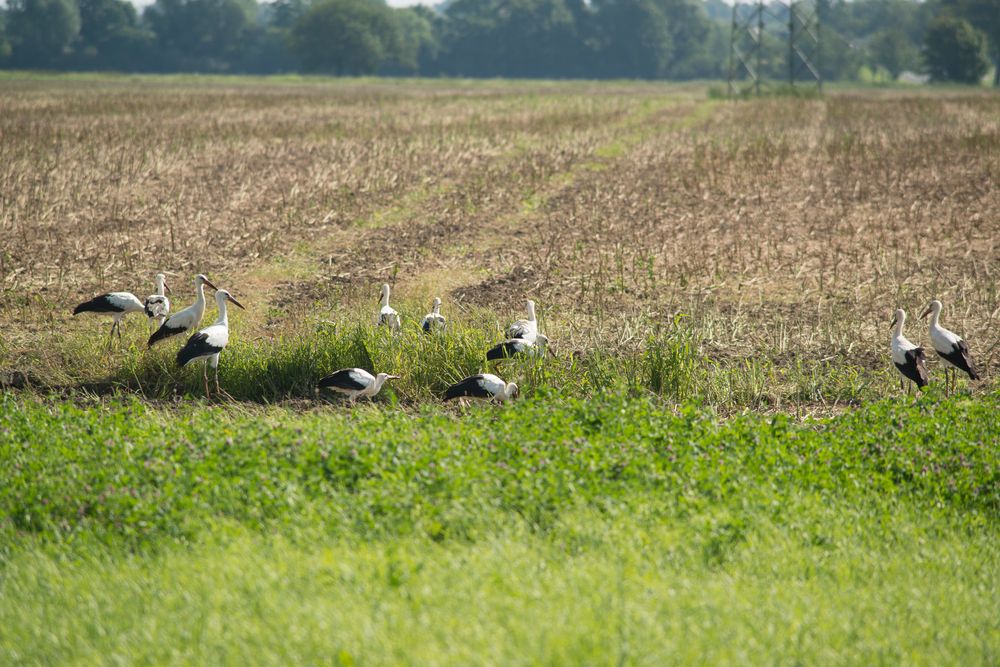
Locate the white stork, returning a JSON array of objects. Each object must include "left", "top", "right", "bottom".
[
  {"left": 507, "top": 299, "right": 538, "bottom": 341},
  {"left": 421, "top": 297, "right": 446, "bottom": 334},
  {"left": 73, "top": 284, "right": 146, "bottom": 348},
  {"left": 176, "top": 289, "right": 245, "bottom": 398},
  {"left": 444, "top": 373, "right": 519, "bottom": 403},
  {"left": 889, "top": 309, "right": 929, "bottom": 393},
  {"left": 143, "top": 273, "right": 171, "bottom": 325},
  {"left": 378, "top": 283, "right": 400, "bottom": 331},
  {"left": 149, "top": 274, "right": 218, "bottom": 347},
  {"left": 486, "top": 334, "right": 550, "bottom": 362},
  {"left": 921, "top": 299, "right": 980, "bottom": 393},
  {"left": 318, "top": 368, "right": 400, "bottom": 403}
]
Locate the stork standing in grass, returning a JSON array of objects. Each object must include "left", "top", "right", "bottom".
[
  {"left": 378, "top": 283, "right": 400, "bottom": 331},
  {"left": 421, "top": 297, "right": 446, "bottom": 334},
  {"left": 318, "top": 368, "right": 400, "bottom": 403},
  {"left": 149, "top": 274, "right": 217, "bottom": 347},
  {"left": 486, "top": 334, "right": 550, "bottom": 362},
  {"left": 921, "top": 299, "right": 980, "bottom": 393},
  {"left": 176, "top": 289, "right": 245, "bottom": 399},
  {"left": 444, "top": 373, "right": 519, "bottom": 403},
  {"left": 889, "top": 309, "right": 929, "bottom": 393},
  {"left": 507, "top": 299, "right": 538, "bottom": 341},
  {"left": 143, "top": 273, "right": 171, "bottom": 326},
  {"left": 73, "top": 278, "right": 152, "bottom": 348}
]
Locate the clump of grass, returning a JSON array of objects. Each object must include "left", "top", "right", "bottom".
[{"left": 644, "top": 316, "right": 700, "bottom": 400}]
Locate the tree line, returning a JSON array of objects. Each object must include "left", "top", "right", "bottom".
[{"left": 0, "top": 0, "right": 996, "bottom": 84}]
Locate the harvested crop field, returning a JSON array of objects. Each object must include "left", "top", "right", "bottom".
[{"left": 1, "top": 77, "right": 997, "bottom": 406}]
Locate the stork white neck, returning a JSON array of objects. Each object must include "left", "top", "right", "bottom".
[
  {"left": 526, "top": 300, "right": 536, "bottom": 322},
  {"left": 432, "top": 298, "right": 441, "bottom": 315},
  {"left": 381, "top": 284, "right": 391, "bottom": 308},
  {"left": 892, "top": 310, "right": 906, "bottom": 338},
  {"left": 155, "top": 274, "right": 166, "bottom": 296},
  {"left": 195, "top": 279, "right": 208, "bottom": 309},
  {"left": 501, "top": 382, "right": 518, "bottom": 401},
  {"left": 927, "top": 302, "right": 942, "bottom": 329},
  {"left": 213, "top": 290, "right": 230, "bottom": 326}
]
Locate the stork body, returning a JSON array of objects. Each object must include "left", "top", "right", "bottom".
[
  {"left": 143, "top": 273, "right": 171, "bottom": 325},
  {"left": 378, "top": 283, "right": 400, "bottom": 331},
  {"left": 889, "top": 309, "right": 928, "bottom": 392},
  {"left": 922, "top": 299, "right": 979, "bottom": 393},
  {"left": 149, "top": 274, "right": 217, "bottom": 347},
  {"left": 176, "top": 289, "right": 244, "bottom": 398},
  {"left": 507, "top": 299, "right": 538, "bottom": 341},
  {"left": 421, "top": 297, "right": 446, "bottom": 334},
  {"left": 486, "top": 334, "right": 549, "bottom": 362},
  {"left": 318, "top": 368, "right": 399, "bottom": 403},
  {"left": 444, "top": 374, "right": 519, "bottom": 403},
  {"left": 73, "top": 290, "right": 146, "bottom": 348}
]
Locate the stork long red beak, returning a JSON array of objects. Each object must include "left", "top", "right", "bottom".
[
  {"left": 204, "top": 278, "right": 220, "bottom": 292},
  {"left": 227, "top": 294, "right": 246, "bottom": 310},
  {"left": 889, "top": 316, "right": 897, "bottom": 330},
  {"left": 920, "top": 307, "right": 931, "bottom": 319},
  {"left": 164, "top": 281, "right": 171, "bottom": 294},
  {"left": 387, "top": 375, "right": 401, "bottom": 380}
]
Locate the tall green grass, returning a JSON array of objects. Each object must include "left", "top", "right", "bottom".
[{"left": 23, "top": 304, "right": 932, "bottom": 408}]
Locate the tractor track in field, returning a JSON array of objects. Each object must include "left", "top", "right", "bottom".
[{"left": 269, "top": 96, "right": 715, "bottom": 319}]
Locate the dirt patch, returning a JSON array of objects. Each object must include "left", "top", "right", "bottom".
[{"left": 450, "top": 265, "right": 542, "bottom": 310}]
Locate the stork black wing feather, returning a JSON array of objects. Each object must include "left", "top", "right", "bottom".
[
  {"left": 444, "top": 375, "right": 492, "bottom": 400},
  {"left": 895, "top": 347, "right": 929, "bottom": 389},
  {"left": 318, "top": 369, "right": 368, "bottom": 391},
  {"left": 73, "top": 294, "right": 120, "bottom": 315},
  {"left": 486, "top": 340, "right": 521, "bottom": 361},
  {"left": 148, "top": 321, "right": 185, "bottom": 348},
  {"left": 938, "top": 341, "right": 980, "bottom": 381},
  {"left": 176, "top": 332, "right": 221, "bottom": 367}
]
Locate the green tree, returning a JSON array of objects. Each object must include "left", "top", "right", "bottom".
[
  {"left": 6, "top": 0, "right": 80, "bottom": 68},
  {"left": 144, "top": 0, "right": 255, "bottom": 71},
  {"left": 0, "top": 13, "right": 11, "bottom": 64},
  {"left": 268, "top": 0, "right": 307, "bottom": 28},
  {"left": 593, "top": 0, "right": 673, "bottom": 79},
  {"left": 653, "top": 0, "right": 715, "bottom": 79},
  {"left": 440, "top": 0, "right": 589, "bottom": 78},
  {"left": 290, "top": 0, "right": 402, "bottom": 75},
  {"left": 384, "top": 7, "right": 440, "bottom": 75},
  {"left": 923, "top": 15, "right": 989, "bottom": 83},
  {"left": 943, "top": 0, "right": 1000, "bottom": 85},
  {"left": 76, "top": 0, "right": 154, "bottom": 70},
  {"left": 868, "top": 28, "right": 919, "bottom": 79}
]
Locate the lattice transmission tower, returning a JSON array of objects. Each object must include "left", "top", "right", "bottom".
[{"left": 728, "top": 0, "right": 822, "bottom": 97}]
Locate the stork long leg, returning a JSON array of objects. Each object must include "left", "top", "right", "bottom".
[
  {"left": 106, "top": 321, "right": 116, "bottom": 352},
  {"left": 202, "top": 362, "right": 211, "bottom": 399},
  {"left": 211, "top": 355, "right": 235, "bottom": 401},
  {"left": 213, "top": 365, "right": 234, "bottom": 401}
]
